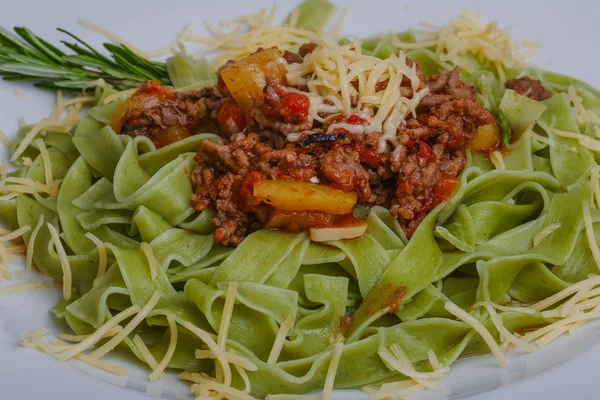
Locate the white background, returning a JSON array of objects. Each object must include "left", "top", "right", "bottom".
[{"left": 1, "top": 0, "right": 600, "bottom": 399}]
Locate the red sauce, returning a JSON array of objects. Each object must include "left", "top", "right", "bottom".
[
  {"left": 414, "top": 141, "right": 436, "bottom": 165},
  {"left": 279, "top": 92, "right": 310, "bottom": 123},
  {"left": 347, "top": 114, "right": 365, "bottom": 125},
  {"left": 421, "top": 173, "right": 458, "bottom": 211},
  {"left": 218, "top": 101, "right": 247, "bottom": 135},
  {"left": 383, "top": 288, "right": 407, "bottom": 313},
  {"left": 355, "top": 144, "right": 381, "bottom": 168},
  {"left": 239, "top": 171, "right": 266, "bottom": 208}
]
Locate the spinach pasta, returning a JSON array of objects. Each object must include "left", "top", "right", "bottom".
[{"left": 2, "top": 1, "right": 600, "bottom": 399}]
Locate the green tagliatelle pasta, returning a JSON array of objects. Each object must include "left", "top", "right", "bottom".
[{"left": 4, "top": 5, "right": 600, "bottom": 399}]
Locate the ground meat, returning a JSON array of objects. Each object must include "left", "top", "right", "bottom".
[
  {"left": 246, "top": 82, "right": 314, "bottom": 135},
  {"left": 283, "top": 50, "right": 303, "bottom": 64},
  {"left": 299, "top": 42, "right": 318, "bottom": 57},
  {"left": 388, "top": 66, "right": 494, "bottom": 235},
  {"left": 116, "top": 82, "right": 206, "bottom": 140},
  {"left": 190, "top": 64, "right": 494, "bottom": 245},
  {"left": 505, "top": 76, "right": 552, "bottom": 101}
]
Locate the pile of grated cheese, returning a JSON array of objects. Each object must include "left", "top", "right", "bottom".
[
  {"left": 390, "top": 8, "right": 542, "bottom": 81},
  {"left": 286, "top": 37, "right": 429, "bottom": 153}
]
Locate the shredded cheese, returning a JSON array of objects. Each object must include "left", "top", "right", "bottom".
[
  {"left": 402, "top": 9, "right": 541, "bottom": 77},
  {"left": 59, "top": 326, "right": 122, "bottom": 343},
  {"left": 133, "top": 334, "right": 160, "bottom": 369},
  {"left": 0, "top": 129, "right": 11, "bottom": 148},
  {"left": 195, "top": 349, "right": 257, "bottom": 371},
  {"left": 149, "top": 315, "right": 177, "bottom": 382},
  {"left": 378, "top": 344, "right": 447, "bottom": 392},
  {"left": 34, "top": 138, "right": 53, "bottom": 188},
  {"left": 20, "top": 327, "right": 51, "bottom": 353},
  {"left": 57, "top": 304, "right": 142, "bottom": 361},
  {"left": 553, "top": 128, "right": 600, "bottom": 152},
  {"left": 363, "top": 380, "right": 427, "bottom": 400},
  {"left": 140, "top": 242, "right": 159, "bottom": 281},
  {"left": 182, "top": 372, "right": 257, "bottom": 400},
  {"left": 90, "top": 291, "right": 162, "bottom": 359},
  {"left": 183, "top": 321, "right": 232, "bottom": 386},
  {"left": 582, "top": 202, "right": 600, "bottom": 273},
  {"left": 287, "top": 40, "right": 428, "bottom": 152},
  {"left": 568, "top": 86, "right": 600, "bottom": 127},
  {"left": 235, "top": 364, "right": 252, "bottom": 393},
  {"left": 47, "top": 223, "right": 72, "bottom": 301},
  {"left": 26, "top": 214, "right": 44, "bottom": 272},
  {"left": 591, "top": 166, "right": 600, "bottom": 209},
  {"left": 322, "top": 341, "right": 344, "bottom": 400},
  {"left": 444, "top": 301, "right": 505, "bottom": 367},
  {"left": 490, "top": 150, "right": 506, "bottom": 170},
  {"left": 472, "top": 302, "right": 536, "bottom": 353},
  {"left": 187, "top": 5, "right": 328, "bottom": 69},
  {"left": 218, "top": 282, "right": 238, "bottom": 350},
  {"left": 85, "top": 232, "right": 107, "bottom": 285},
  {"left": 0, "top": 225, "right": 31, "bottom": 242},
  {"left": 267, "top": 315, "right": 294, "bottom": 364},
  {"left": 0, "top": 280, "right": 45, "bottom": 296},
  {"left": 75, "top": 352, "right": 129, "bottom": 376}
]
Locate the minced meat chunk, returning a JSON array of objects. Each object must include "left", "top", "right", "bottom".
[
  {"left": 505, "top": 76, "right": 552, "bottom": 101},
  {"left": 191, "top": 64, "right": 494, "bottom": 244}
]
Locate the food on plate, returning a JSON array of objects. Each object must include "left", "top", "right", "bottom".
[{"left": 2, "top": 1, "right": 600, "bottom": 399}]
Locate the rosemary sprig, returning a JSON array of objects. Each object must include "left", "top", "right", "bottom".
[{"left": 0, "top": 26, "right": 171, "bottom": 91}]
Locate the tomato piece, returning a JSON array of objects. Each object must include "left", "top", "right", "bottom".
[
  {"left": 414, "top": 141, "right": 436, "bottom": 165},
  {"left": 279, "top": 92, "right": 310, "bottom": 123},
  {"left": 356, "top": 144, "right": 381, "bottom": 168},
  {"left": 218, "top": 101, "right": 247, "bottom": 136},
  {"left": 347, "top": 114, "right": 364, "bottom": 124},
  {"left": 240, "top": 171, "right": 265, "bottom": 208},
  {"left": 433, "top": 173, "right": 458, "bottom": 201}
]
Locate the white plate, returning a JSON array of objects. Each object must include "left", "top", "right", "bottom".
[{"left": 1, "top": 1, "right": 600, "bottom": 399}]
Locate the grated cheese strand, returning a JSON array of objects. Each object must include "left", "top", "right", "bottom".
[
  {"left": 47, "top": 223, "right": 72, "bottom": 301},
  {"left": 34, "top": 138, "right": 53, "bottom": 187},
  {"left": 583, "top": 202, "right": 600, "bottom": 273},
  {"left": 445, "top": 301, "right": 505, "bottom": 367},
  {"left": 267, "top": 314, "right": 294, "bottom": 364},
  {"left": 378, "top": 344, "right": 447, "bottom": 392},
  {"left": 149, "top": 315, "right": 178, "bottom": 382},
  {"left": 133, "top": 334, "right": 160, "bottom": 370},
  {"left": 235, "top": 364, "right": 252, "bottom": 393},
  {"left": 90, "top": 291, "right": 162, "bottom": 359},
  {"left": 59, "top": 326, "right": 122, "bottom": 343},
  {"left": 322, "top": 341, "right": 344, "bottom": 400},
  {"left": 85, "top": 232, "right": 107, "bottom": 285},
  {"left": 57, "top": 304, "right": 142, "bottom": 361},
  {"left": 26, "top": 215, "right": 44, "bottom": 272},
  {"left": 472, "top": 302, "right": 536, "bottom": 353},
  {"left": 0, "top": 225, "right": 31, "bottom": 242},
  {"left": 0, "top": 280, "right": 45, "bottom": 296},
  {"left": 218, "top": 282, "right": 238, "bottom": 350},
  {"left": 195, "top": 349, "right": 257, "bottom": 371},
  {"left": 183, "top": 321, "right": 233, "bottom": 386},
  {"left": 140, "top": 242, "right": 159, "bottom": 281},
  {"left": 75, "top": 352, "right": 129, "bottom": 376},
  {"left": 182, "top": 372, "right": 257, "bottom": 400},
  {"left": 0, "top": 129, "right": 11, "bottom": 148},
  {"left": 530, "top": 275, "right": 600, "bottom": 311}
]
